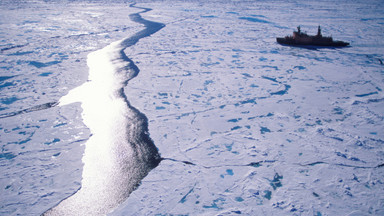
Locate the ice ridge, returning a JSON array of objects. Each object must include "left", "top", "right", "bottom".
[
  {"left": 0, "top": 102, "right": 58, "bottom": 119},
  {"left": 43, "top": 3, "right": 164, "bottom": 216}
]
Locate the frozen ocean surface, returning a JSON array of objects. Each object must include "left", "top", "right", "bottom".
[{"left": 1, "top": 0, "right": 384, "bottom": 215}]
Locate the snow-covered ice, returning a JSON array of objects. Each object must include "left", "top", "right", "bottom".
[{"left": 1, "top": 0, "right": 384, "bottom": 215}]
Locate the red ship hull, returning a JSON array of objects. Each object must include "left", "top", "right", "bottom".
[{"left": 277, "top": 37, "right": 349, "bottom": 47}]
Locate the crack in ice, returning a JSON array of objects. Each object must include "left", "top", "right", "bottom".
[
  {"left": 298, "top": 161, "right": 384, "bottom": 169},
  {"left": 0, "top": 102, "right": 58, "bottom": 119},
  {"left": 163, "top": 157, "right": 383, "bottom": 170},
  {"left": 43, "top": 3, "right": 164, "bottom": 216}
]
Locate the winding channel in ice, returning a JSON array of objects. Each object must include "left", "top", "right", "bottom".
[{"left": 43, "top": 4, "right": 164, "bottom": 215}]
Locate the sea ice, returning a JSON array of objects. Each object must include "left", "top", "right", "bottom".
[{"left": 1, "top": 0, "right": 383, "bottom": 215}]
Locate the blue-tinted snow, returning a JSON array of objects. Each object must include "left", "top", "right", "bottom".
[{"left": 1, "top": 0, "right": 384, "bottom": 215}]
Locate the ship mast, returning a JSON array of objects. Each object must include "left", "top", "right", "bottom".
[{"left": 317, "top": 25, "right": 322, "bottom": 37}]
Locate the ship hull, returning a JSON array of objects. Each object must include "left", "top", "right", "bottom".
[{"left": 277, "top": 37, "right": 349, "bottom": 47}]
